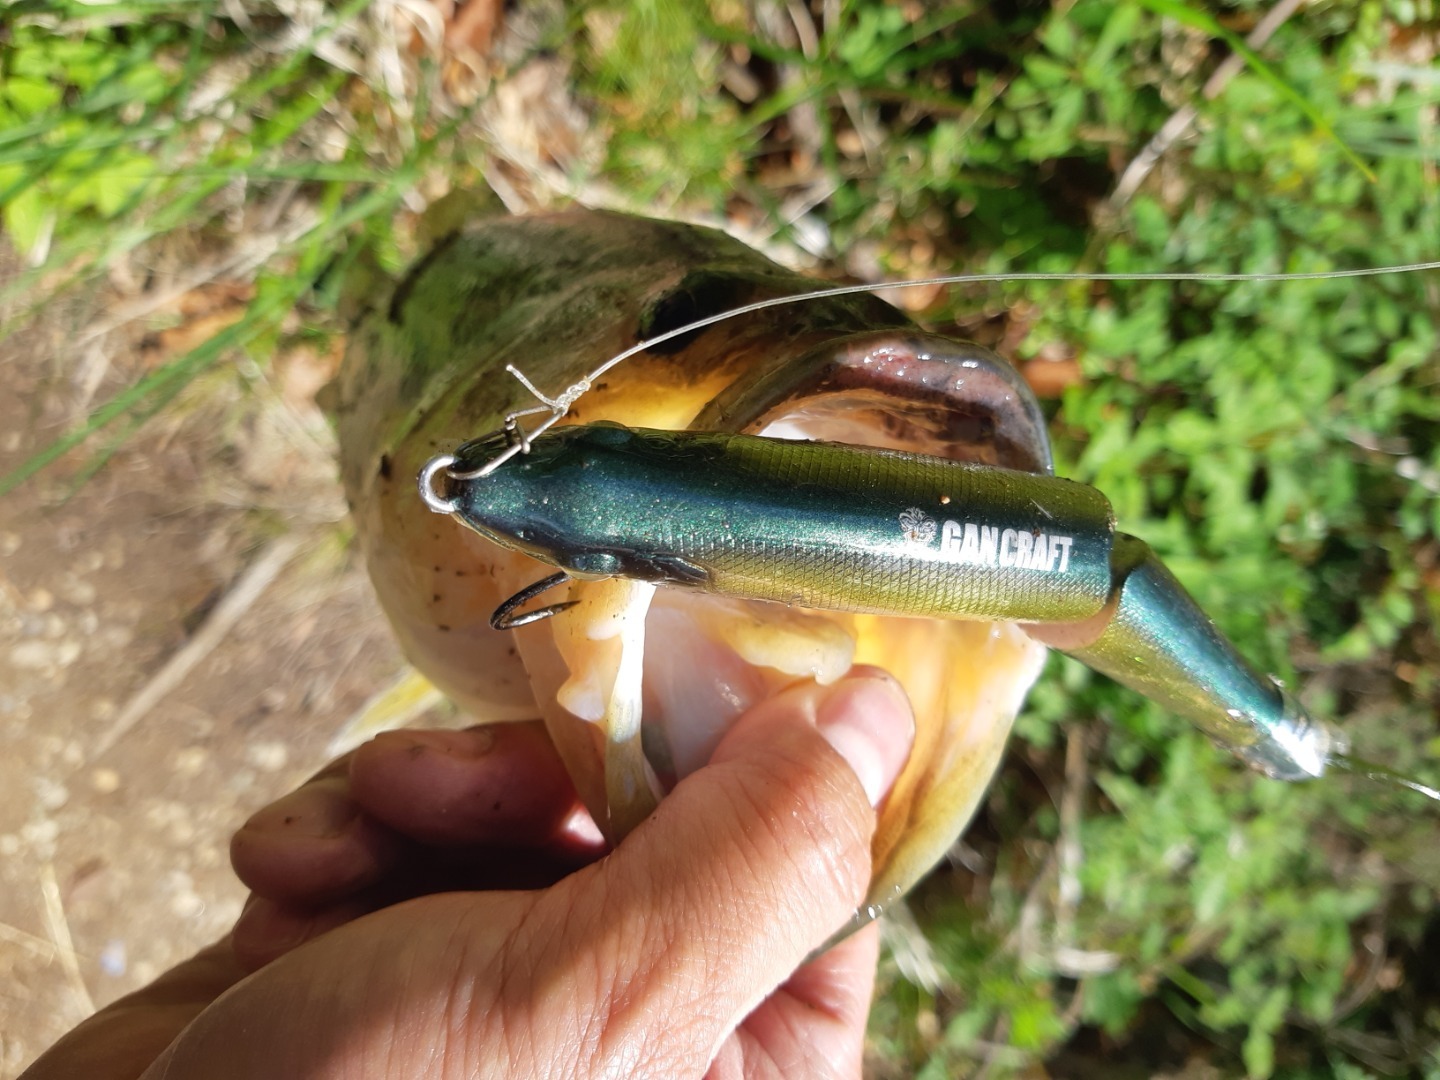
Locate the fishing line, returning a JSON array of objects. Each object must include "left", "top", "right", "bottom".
[
  {"left": 452, "top": 259, "right": 1440, "bottom": 479},
  {"left": 1330, "top": 752, "right": 1440, "bottom": 803}
]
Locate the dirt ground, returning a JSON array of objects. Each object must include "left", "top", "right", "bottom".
[{"left": 0, "top": 268, "right": 412, "bottom": 1075}]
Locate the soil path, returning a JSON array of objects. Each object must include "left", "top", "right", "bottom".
[{"left": 0, "top": 271, "right": 405, "bottom": 1075}]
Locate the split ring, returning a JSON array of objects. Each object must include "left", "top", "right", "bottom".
[{"left": 418, "top": 454, "right": 459, "bottom": 514}]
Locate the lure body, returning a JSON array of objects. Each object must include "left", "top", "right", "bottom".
[
  {"left": 440, "top": 423, "right": 1338, "bottom": 782},
  {"left": 448, "top": 424, "right": 1115, "bottom": 620}
]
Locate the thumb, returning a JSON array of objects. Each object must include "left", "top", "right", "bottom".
[{"left": 565, "top": 669, "right": 914, "bottom": 1072}]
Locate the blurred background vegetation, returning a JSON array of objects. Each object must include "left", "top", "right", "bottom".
[{"left": 3, "top": 0, "right": 1440, "bottom": 1075}]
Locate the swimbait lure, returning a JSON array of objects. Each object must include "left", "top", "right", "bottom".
[
  {"left": 424, "top": 422, "right": 1332, "bottom": 782},
  {"left": 416, "top": 255, "right": 1440, "bottom": 794}
]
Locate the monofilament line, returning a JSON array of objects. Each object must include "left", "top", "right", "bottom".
[{"left": 452, "top": 259, "right": 1440, "bottom": 479}]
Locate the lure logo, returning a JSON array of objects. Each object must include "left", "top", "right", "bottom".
[
  {"left": 901, "top": 508, "right": 1075, "bottom": 573},
  {"left": 940, "top": 520, "right": 1074, "bottom": 573},
  {"left": 898, "top": 507, "right": 937, "bottom": 545}
]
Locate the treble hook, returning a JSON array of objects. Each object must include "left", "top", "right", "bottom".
[{"left": 490, "top": 571, "right": 579, "bottom": 630}]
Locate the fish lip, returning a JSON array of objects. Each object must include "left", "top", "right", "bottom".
[{"left": 691, "top": 330, "right": 1053, "bottom": 474}]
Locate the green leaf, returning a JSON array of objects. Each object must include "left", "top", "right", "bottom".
[
  {"left": 90, "top": 153, "right": 155, "bottom": 216},
  {"left": 1022, "top": 54, "right": 1072, "bottom": 90},
  {"left": 1131, "top": 0, "right": 1376, "bottom": 183},
  {"left": 1086, "top": 2, "right": 1143, "bottom": 79},
  {"left": 1241, "top": 986, "right": 1290, "bottom": 1077},
  {"left": 4, "top": 77, "right": 63, "bottom": 118},
  {"left": 1, "top": 184, "right": 48, "bottom": 257}
]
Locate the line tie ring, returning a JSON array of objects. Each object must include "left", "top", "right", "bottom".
[{"left": 418, "top": 454, "right": 459, "bottom": 515}]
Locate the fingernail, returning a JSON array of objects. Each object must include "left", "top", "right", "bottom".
[
  {"left": 243, "top": 781, "right": 357, "bottom": 839},
  {"left": 375, "top": 727, "right": 497, "bottom": 759},
  {"left": 814, "top": 673, "right": 915, "bottom": 806}
]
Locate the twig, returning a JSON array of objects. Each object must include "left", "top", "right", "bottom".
[
  {"left": 0, "top": 919, "right": 59, "bottom": 960},
  {"left": 1003, "top": 848, "right": 1056, "bottom": 963},
  {"left": 1054, "top": 723, "right": 1089, "bottom": 949},
  {"left": 999, "top": 727, "right": 1119, "bottom": 979},
  {"left": 776, "top": 1, "right": 824, "bottom": 174},
  {"left": 971, "top": 1015, "right": 1020, "bottom": 1080},
  {"left": 1109, "top": 0, "right": 1307, "bottom": 209},
  {"left": 1331, "top": 882, "right": 1391, "bottom": 1022},
  {"left": 39, "top": 863, "right": 93, "bottom": 1019},
  {"left": 784, "top": 0, "right": 819, "bottom": 58},
  {"left": 1050, "top": 942, "right": 1120, "bottom": 976},
  {"left": 75, "top": 240, "right": 279, "bottom": 348},
  {"left": 878, "top": 899, "right": 949, "bottom": 994},
  {"left": 88, "top": 533, "right": 304, "bottom": 761}
]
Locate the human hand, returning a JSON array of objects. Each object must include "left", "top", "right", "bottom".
[
  {"left": 25, "top": 669, "right": 914, "bottom": 1080},
  {"left": 24, "top": 716, "right": 593, "bottom": 1080}
]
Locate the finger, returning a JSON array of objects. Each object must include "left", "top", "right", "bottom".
[
  {"left": 230, "top": 777, "right": 401, "bottom": 903},
  {"left": 549, "top": 669, "right": 914, "bottom": 1077},
  {"left": 230, "top": 895, "right": 376, "bottom": 972},
  {"left": 231, "top": 727, "right": 599, "bottom": 907},
  {"left": 20, "top": 939, "right": 245, "bottom": 1080},
  {"left": 347, "top": 723, "right": 584, "bottom": 846},
  {"left": 774, "top": 921, "right": 880, "bottom": 1039},
  {"left": 228, "top": 842, "right": 604, "bottom": 973},
  {"left": 706, "top": 924, "right": 880, "bottom": 1080}
]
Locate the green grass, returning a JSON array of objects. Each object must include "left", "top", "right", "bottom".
[{"left": 5, "top": 0, "right": 1440, "bottom": 1075}]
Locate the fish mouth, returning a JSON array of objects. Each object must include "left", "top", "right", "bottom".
[
  {"left": 547, "top": 329, "right": 1053, "bottom": 904},
  {"left": 696, "top": 329, "right": 1052, "bottom": 475}
]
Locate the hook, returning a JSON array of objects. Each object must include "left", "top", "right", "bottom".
[{"left": 490, "top": 571, "right": 579, "bottom": 630}]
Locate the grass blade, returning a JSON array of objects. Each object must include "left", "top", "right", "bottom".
[{"left": 1133, "top": 0, "right": 1377, "bottom": 182}]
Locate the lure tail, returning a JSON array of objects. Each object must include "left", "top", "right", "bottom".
[{"left": 1027, "top": 534, "right": 1341, "bottom": 780}]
